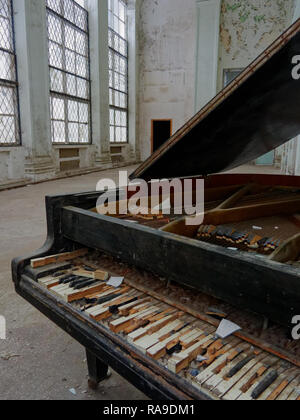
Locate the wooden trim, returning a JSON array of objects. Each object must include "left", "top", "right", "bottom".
[
  {"left": 270, "top": 233, "right": 300, "bottom": 263},
  {"left": 203, "top": 198, "right": 300, "bottom": 226},
  {"left": 151, "top": 119, "right": 173, "bottom": 154},
  {"left": 30, "top": 249, "right": 88, "bottom": 268}
]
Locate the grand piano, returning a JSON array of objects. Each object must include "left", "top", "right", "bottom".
[{"left": 12, "top": 19, "right": 300, "bottom": 400}]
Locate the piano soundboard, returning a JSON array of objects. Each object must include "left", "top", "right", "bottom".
[{"left": 28, "top": 250, "right": 300, "bottom": 401}]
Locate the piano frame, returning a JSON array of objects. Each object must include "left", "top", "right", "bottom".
[
  {"left": 12, "top": 173, "right": 300, "bottom": 399},
  {"left": 14, "top": 174, "right": 299, "bottom": 327}
]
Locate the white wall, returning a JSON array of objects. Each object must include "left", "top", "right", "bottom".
[{"left": 138, "top": 0, "right": 198, "bottom": 160}]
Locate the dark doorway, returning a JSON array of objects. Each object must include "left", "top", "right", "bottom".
[{"left": 151, "top": 119, "right": 172, "bottom": 153}]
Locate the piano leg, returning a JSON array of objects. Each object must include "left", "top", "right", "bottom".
[{"left": 86, "top": 349, "right": 109, "bottom": 390}]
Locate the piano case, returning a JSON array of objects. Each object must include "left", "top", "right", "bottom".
[{"left": 12, "top": 19, "right": 300, "bottom": 400}]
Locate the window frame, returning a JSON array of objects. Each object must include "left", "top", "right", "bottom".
[
  {"left": 108, "top": 0, "right": 129, "bottom": 145},
  {"left": 46, "top": 0, "right": 92, "bottom": 146},
  {"left": 0, "top": 0, "right": 21, "bottom": 147}
]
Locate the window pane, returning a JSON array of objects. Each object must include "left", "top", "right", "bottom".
[
  {"left": 0, "top": 0, "right": 20, "bottom": 145},
  {"left": 108, "top": 0, "right": 128, "bottom": 143},
  {"left": 47, "top": 0, "right": 91, "bottom": 144}
]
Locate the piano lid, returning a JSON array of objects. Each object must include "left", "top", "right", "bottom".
[{"left": 131, "top": 19, "right": 300, "bottom": 181}]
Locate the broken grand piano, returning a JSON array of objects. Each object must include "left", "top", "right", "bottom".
[{"left": 12, "top": 19, "right": 300, "bottom": 400}]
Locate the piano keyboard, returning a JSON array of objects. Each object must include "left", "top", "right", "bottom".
[{"left": 35, "top": 258, "right": 300, "bottom": 401}]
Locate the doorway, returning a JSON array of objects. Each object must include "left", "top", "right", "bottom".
[{"left": 151, "top": 119, "right": 172, "bottom": 153}]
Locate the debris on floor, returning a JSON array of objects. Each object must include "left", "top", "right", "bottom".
[{"left": 0, "top": 353, "right": 20, "bottom": 361}]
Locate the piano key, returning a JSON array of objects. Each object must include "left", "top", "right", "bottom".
[
  {"left": 73, "top": 279, "right": 100, "bottom": 290},
  {"left": 38, "top": 270, "right": 75, "bottom": 286},
  {"left": 127, "top": 314, "right": 179, "bottom": 343},
  {"left": 72, "top": 268, "right": 109, "bottom": 281},
  {"left": 51, "top": 283, "right": 75, "bottom": 294},
  {"left": 180, "top": 330, "right": 205, "bottom": 349},
  {"left": 258, "top": 366, "right": 296, "bottom": 400},
  {"left": 276, "top": 374, "right": 300, "bottom": 400},
  {"left": 60, "top": 282, "right": 108, "bottom": 303},
  {"left": 119, "top": 297, "right": 150, "bottom": 316},
  {"left": 134, "top": 321, "right": 182, "bottom": 353},
  {"left": 60, "top": 274, "right": 78, "bottom": 284},
  {"left": 127, "top": 301, "right": 153, "bottom": 315},
  {"left": 84, "top": 289, "right": 122, "bottom": 305},
  {"left": 85, "top": 285, "right": 129, "bottom": 301},
  {"left": 236, "top": 357, "right": 280, "bottom": 400},
  {"left": 168, "top": 334, "right": 216, "bottom": 374},
  {"left": 146, "top": 307, "right": 177, "bottom": 323},
  {"left": 266, "top": 374, "right": 296, "bottom": 400},
  {"left": 87, "top": 291, "right": 141, "bottom": 316},
  {"left": 251, "top": 370, "right": 279, "bottom": 400},
  {"left": 204, "top": 345, "right": 253, "bottom": 386},
  {"left": 198, "top": 343, "right": 248, "bottom": 389},
  {"left": 197, "top": 336, "right": 238, "bottom": 369},
  {"left": 109, "top": 306, "right": 162, "bottom": 333},
  {"left": 147, "top": 326, "right": 192, "bottom": 360},
  {"left": 213, "top": 353, "right": 266, "bottom": 398},
  {"left": 133, "top": 319, "right": 185, "bottom": 352},
  {"left": 109, "top": 297, "right": 139, "bottom": 314},
  {"left": 38, "top": 275, "right": 62, "bottom": 289},
  {"left": 287, "top": 385, "right": 300, "bottom": 400},
  {"left": 223, "top": 355, "right": 271, "bottom": 400},
  {"left": 227, "top": 355, "right": 255, "bottom": 378},
  {"left": 121, "top": 304, "right": 170, "bottom": 335}
]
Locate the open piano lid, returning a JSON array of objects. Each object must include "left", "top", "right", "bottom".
[{"left": 131, "top": 19, "right": 300, "bottom": 181}]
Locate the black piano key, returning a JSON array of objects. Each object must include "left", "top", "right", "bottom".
[
  {"left": 82, "top": 265, "right": 96, "bottom": 272},
  {"left": 96, "top": 293, "right": 123, "bottom": 305},
  {"left": 53, "top": 271, "right": 67, "bottom": 278},
  {"left": 73, "top": 279, "right": 99, "bottom": 290},
  {"left": 59, "top": 275, "right": 77, "bottom": 284},
  {"left": 166, "top": 343, "right": 182, "bottom": 356},
  {"left": 69, "top": 277, "right": 91, "bottom": 288},
  {"left": 109, "top": 297, "right": 138, "bottom": 314},
  {"left": 227, "top": 355, "right": 254, "bottom": 378},
  {"left": 251, "top": 370, "right": 279, "bottom": 400},
  {"left": 84, "top": 292, "right": 123, "bottom": 307}
]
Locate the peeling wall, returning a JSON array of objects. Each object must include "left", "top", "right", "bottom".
[
  {"left": 218, "top": 0, "right": 295, "bottom": 90},
  {"left": 138, "top": 0, "right": 197, "bottom": 160},
  {"left": 217, "top": 0, "right": 296, "bottom": 168}
]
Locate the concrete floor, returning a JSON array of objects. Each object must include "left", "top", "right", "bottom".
[
  {"left": 0, "top": 163, "right": 282, "bottom": 400},
  {"left": 0, "top": 165, "right": 149, "bottom": 400}
]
